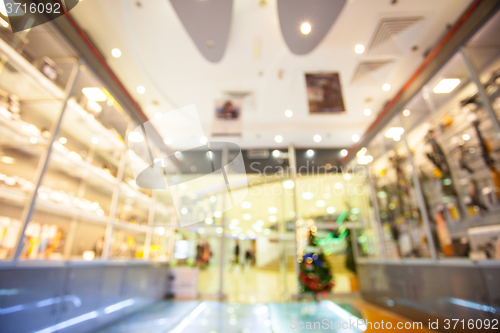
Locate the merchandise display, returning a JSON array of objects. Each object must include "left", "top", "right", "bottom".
[
  {"left": 0, "top": 20, "right": 175, "bottom": 262},
  {"left": 351, "top": 21, "right": 500, "bottom": 260}
]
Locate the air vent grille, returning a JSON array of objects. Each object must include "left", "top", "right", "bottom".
[
  {"left": 369, "top": 17, "right": 424, "bottom": 50},
  {"left": 351, "top": 60, "right": 393, "bottom": 83}
]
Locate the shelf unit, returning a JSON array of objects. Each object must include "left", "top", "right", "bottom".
[
  {"left": 0, "top": 20, "right": 176, "bottom": 263},
  {"left": 347, "top": 8, "right": 500, "bottom": 262}
]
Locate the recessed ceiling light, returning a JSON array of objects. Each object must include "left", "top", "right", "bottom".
[
  {"left": 253, "top": 225, "right": 263, "bottom": 232},
  {"left": 275, "top": 135, "right": 283, "bottom": 143},
  {"left": 243, "top": 214, "right": 252, "bottom": 220},
  {"left": 216, "top": 227, "right": 223, "bottom": 234},
  {"left": 403, "top": 109, "right": 411, "bottom": 117},
  {"left": 111, "top": 48, "right": 121, "bottom": 58},
  {"left": 205, "top": 217, "right": 214, "bottom": 225},
  {"left": 214, "top": 211, "right": 221, "bottom": 218},
  {"left": 268, "top": 207, "right": 278, "bottom": 214},
  {"left": 256, "top": 220, "right": 264, "bottom": 226},
  {"left": 264, "top": 229, "right": 271, "bottom": 235},
  {"left": 210, "top": 196, "right": 216, "bottom": 202},
  {"left": 352, "top": 135, "right": 360, "bottom": 142},
  {"left": 82, "top": 87, "right": 107, "bottom": 102},
  {"left": 301, "top": 22, "right": 311, "bottom": 35},
  {"left": 326, "top": 207, "right": 336, "bottom": 214},
  {"left": 313, "top": 135, "right": 321, "bottom": 142},
  {"left": 164, "top": 137, "right": 172, "bottom": 145},
  {"left": 462, "top": 134, "right": 470, "bottom": 141},
  {"left": 364, "top": 108, "right": 371, "bottom": 116},
  {"left": 241, "top": 201, "right": 252, "bottom": 209},
  {"left": 154, "top": 112, "right": 162, "bottom": 119},
  {"left": 340, "top": 149, "right": 348, "bottom": 157},
  {"left": 92, "top": 137, "right": 99, "bottom": 144},
  {"left": 355, "top": 44, "right": 365, "bottom": 54},
  {"left": 302, "top": 192, "right": 314, "bottom": 200},
  {"left": 272, "top": 150, "right": 281, "bottom": 158},
  {"left": 268, "top": 216, "right": 277, "bottom": 222},
  {"left": 283, "top": 180, "right": 294, "bottom": 189},
  {"left": 59, "top": 137, "right": 67, "bottom": 144},
  {"left": 231, "top": 219, "right": 239, "bottom": 225},
  {"left": 29, "top": 137, "right": 37, "bottom": 144},
  {"left": 358, "top": 155, "right": 373, "bottom": 165},
  {"left": 175, "top": 151, "right": 182, "bottom": 158},
  {"left": 382, "top": 83, "right": 391, "bottom": 91},
  {"left": 128, "top": 132, "right": 144, "bottom": 143},
  {"left": 137, "top": 86, "right": 146, "bottom": 94},
  {"left": 306, "top": 149, "right": 314, "bottom": 157},
  {"left": 200, "top": 136, "right": 208, "bottom": 144},
  {"left": 285, "top": 110, "right": 293, "bottom": 117},
  {"left": 316, "top": 200, "right": 326, "bottom": 207},
  {"left": 433, "top": 78, "right": 460, "bottom": 93}
]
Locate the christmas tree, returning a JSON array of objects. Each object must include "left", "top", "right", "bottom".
[{"left": 299, "top": 228, "right": 335, "bottom": 301}]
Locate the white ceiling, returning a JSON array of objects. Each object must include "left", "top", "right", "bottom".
[{"left": 70, "top": 0, "right": 473, "bottom": 151}]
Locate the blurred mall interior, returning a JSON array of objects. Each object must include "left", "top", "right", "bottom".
[{"left": 0, "top": 0, "right": 500, "bottom": 332}]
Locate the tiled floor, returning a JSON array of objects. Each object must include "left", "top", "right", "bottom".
[{"left": 97, "top": 299, "right": 434, "bottom": 333}]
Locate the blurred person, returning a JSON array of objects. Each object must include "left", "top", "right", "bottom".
[{"left": 229, "top": 240, "right": 243, "bottom": 271}]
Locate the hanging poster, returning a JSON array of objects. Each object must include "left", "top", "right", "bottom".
[{"left": 305, "top": 73, "right": 345, "bottom": 114}]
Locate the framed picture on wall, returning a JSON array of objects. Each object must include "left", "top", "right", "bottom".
[
  {"left": 305, "top": 73, "right": 345, "bottom": 114},
  {"left": 212, "top": 97, "right": 243, "bottom": 136}
]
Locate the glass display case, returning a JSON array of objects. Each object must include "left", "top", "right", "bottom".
[
  {"left": 0, "top": 17, "right": 176, "bottom": 262},
  {"left": 350, "top": 9, "right": 500, "bottom": 261}
]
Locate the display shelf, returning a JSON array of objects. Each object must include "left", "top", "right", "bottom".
[
  {"left": 0, "top": 108, "right": 161, "bottom": 215},
  {"left": 0, "top": 21, "right": 175, "bottom": 263},
  {"left": 0, "top": 107, "right": 48, "bottom": 150},
  {"left": 0, "top": 36, "right": 125, "bottom": 153},
  {"left": 113, "top": 220, "right": 149, "bottom": 233},
  {"left": 0, "top": 186, "right": 108, "bottom": 225},
  {"left": 0, "top": 38, "right": 65, "bottom": 100}
]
